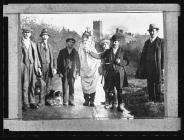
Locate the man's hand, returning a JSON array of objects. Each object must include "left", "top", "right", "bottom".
[
  {"left": 58, "top": 73, "right": 63, "bottom": 78},
  {"left": 53, "top": 69, "right": 57, "bottom": 75},
  {"left": 116, "top": 58, "right": 121, "bottom": 64}
]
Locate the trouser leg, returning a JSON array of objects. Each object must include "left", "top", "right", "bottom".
[
  {"left": 21, "top": 65, "right": 29, "bottom": 108},
  {"left": 69, "top": 78, "right": 75, "bottom": 105},
  {"left": 117, "top": 89, "right": 126, "bottom": 112},
  {"left": 147, "top": 79, "right": 156, "bottom": 102},
  {"left": 155, "top": 83, "right": 163, "bottom": 102},
  {"left": 62, "top": 77, "right": 69, "bottom": 105},
  {"left": 42, "top": 64, "right": 51, "bottom": 93},
  {"left": 105, "top": 91, "right": 109, "bottom": 105},
  {"left": 29, "top": 64, "right": 36, "bottom": 105}
]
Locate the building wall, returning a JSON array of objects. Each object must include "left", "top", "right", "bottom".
[{"left": 93, "top": 20, "right": 102, "bottom": 42}]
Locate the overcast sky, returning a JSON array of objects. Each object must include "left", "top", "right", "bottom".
[{"left": 21, "top": 12, "right": 164, "bottom": 38}]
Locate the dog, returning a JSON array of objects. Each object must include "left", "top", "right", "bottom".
[{"left": 45, "top": 90, "right": 63, "bottom": 106}]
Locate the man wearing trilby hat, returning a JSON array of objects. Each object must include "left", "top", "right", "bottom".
[
  {"left": 37, "top": 28, "right": 57, "bottom": 99},
  {"left": 21, "top": 26, "right": 42, "bottom": 111},
  {"left": 136, "top": 24, "right": 165, "bottom": 103},
  {"left": 85, "top": 34, "right": 131, "bottom": 115}
]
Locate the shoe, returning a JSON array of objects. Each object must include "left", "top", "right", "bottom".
[
  {"left": 22, "top": 105, "right": 29, "bottom": 111},
  {"left": 110, "top": 104, "right": 116, "bottom": 109},
  {"left": 101, "top": 101, "right": 106, "bottom": 105},
  {"left": 69, "top": 102, "right": 75, "bottom": 106},
  {"left": 63, "top": 103, "right": 68, "bottom": 106},
  {"left": 83, "top": 102, "right": 89, "bottom": 106},
  {"left": 30, "top": 103, "right": 39, "bottom": 109}
]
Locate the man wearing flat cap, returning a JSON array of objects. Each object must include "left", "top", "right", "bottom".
[
  {"left": 21, "top": 27, "right": 42, "bottom": 111},
  {"left": 37, "top": 28, "right": 57, "bottom": 105},
  {"left": 57, "top": 37, "right": 80, "bottom": 106},
  {"left": 136, "top": 24, "right": 165, "bottom": 103},
  {"left": 85, "top": 34, "right": 131, "bottom": 114}
]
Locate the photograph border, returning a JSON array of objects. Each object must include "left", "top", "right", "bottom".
[{"left": 3, "top": 4, "right": 181, "bottom": 131}]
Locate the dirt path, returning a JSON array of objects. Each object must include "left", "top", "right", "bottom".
[{"left": 23, "top": 74, "right": 164, "bottom": 120}]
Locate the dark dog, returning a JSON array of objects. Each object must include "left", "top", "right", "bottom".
[
  {"left": 35, "top": 76, "right": 46, "bottom": 106},
  {"left": 45, "top": 90, "right": 63, "bottom": 106}
]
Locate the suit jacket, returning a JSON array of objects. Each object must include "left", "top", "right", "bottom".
[
  {"left": 57, "top": 47, "right": 80, "bottom": 79},
  {"left": 37, "top": 41, "right": 56, "bottom": 77},
  {"left": 21, "top": 39, "right": 41, "bottom": 76},
  {"left": 90, "top": 47, "right": 129, "bottom": 87},
  {"left": 136, "top": 37, "right": 165, "bottom": 83}
]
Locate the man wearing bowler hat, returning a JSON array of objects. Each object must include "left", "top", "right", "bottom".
[
  {"left": 37, "top": 29, "right": 57, "bottom": 97},
  {"left": 85, "top": 34, "right": 131, "bottom": 114},
  {"left": 57, "top": 37, "right": 80, "bottom": 106},
  {"left": 21, "top": 27, "right": 42, "bottom": 111},
  {"left": 136, "top": 24, "right": 165, "bottom": 103}
]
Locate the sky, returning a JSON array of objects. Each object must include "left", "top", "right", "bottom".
[{"left": 21, "top": 12, "right": 164, "bottom": 37}]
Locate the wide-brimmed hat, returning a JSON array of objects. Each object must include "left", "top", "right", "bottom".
[
  {"left": 66, "top": 38, "right": 76, "bottom": 43},
  {"left": 111, "top": 34, "right": 121, "bottom": 42},
  {"left": 22, "top": 27, "right": 33, "bottom": 33},
  {"left": 40, "top": 28, "right": 49, "bottom": 37},
  {"left": 147, "top": 24, "right": 159, "bottom": 31}
]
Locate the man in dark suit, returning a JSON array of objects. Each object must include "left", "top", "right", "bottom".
[
  {"left": 136, "top": 24, "right": 165, "bottom": 103},
  {"left": 37, "top": 28, "right": 57, "bottom": 102},
  {"left": 85, "top": 34, "right": 130, "bottom": 112},
  {"left": 57, "top": 38, "right": 80, "bottom": 106},
  {"left": 21, "top": 27, "right": 42, "bottom": 111}
]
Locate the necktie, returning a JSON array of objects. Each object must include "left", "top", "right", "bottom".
[{"left": 44, "top": 42, "right": 48, "bottom": 50}]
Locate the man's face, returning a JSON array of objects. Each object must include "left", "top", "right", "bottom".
[
  {"left": 149, "top": 29, "right": 158, "bottom": 38},
  {"left": 23, "top": 32, "right": 31, "bottom": 39},
  {"left": 41, "top": 34, "right": 49, "bottom": 41},
  {"left": 67, "top": 40, "right": 75, "bottom": 49},
  {"left": 112, "top": 40, "right": 120, "bottom": 49}
]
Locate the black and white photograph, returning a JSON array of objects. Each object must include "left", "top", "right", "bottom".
[{"left": 3, "top": 4, "right": 181, "bottom": 131}]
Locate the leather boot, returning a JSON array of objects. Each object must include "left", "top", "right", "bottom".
[
  {"left": 83, "top": 93, "right": 89, "bottom": 106},
  {"left": 89, "top": 92, "right": 95, "bottom": 107},
  {"left": 109, "top": 91, "right": 116, "bottom": 109},
  {"left": 117, "top": 92, "right": 124, "bottom": 112}
]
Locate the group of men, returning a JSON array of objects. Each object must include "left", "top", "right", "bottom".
[{"left": 21, "top": 23, "right": 165, "bottom": 113}]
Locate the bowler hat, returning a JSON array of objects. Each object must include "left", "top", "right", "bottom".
[
  {"left": 111, "top": 34, "right": 121, "bottom": 42},
  {"left": 22, "top": 27, "right": 33, "bottom": 33},
  {"left": 40, "top": 28, "right": 49, "bottom": 37},
  {"left": 66, "top": 38, "right": 76, "bottom": 43},
  {"left": 147, "top": 24, "right": 159, "bottom": 31}
]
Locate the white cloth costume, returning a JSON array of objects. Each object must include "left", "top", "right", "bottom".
[{"left": 78, "top": 40, "right": 101, "bottom": 94}]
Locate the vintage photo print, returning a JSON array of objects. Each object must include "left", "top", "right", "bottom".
[{"left": 3, "top": 4, "right": 181, "bottom": 131}]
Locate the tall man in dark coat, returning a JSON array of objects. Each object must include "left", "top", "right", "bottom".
[
  {"left": 85, "top": 34, "right": 129, "bottom": 112},
  {"left": 136, "top": 24, "right": 165, "bottom": 103},
  {"left": 57, "top": 38, "right": 80, "bottom": 106},
  {"left": 37, "top": 29, "right": 57, "bottom": 96},
  {"left": 21, "top": 27, "right": 42, "bottom": 111}
]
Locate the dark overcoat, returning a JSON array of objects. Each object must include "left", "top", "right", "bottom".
[
  {"left": 90, "top": 47, "right": 129, "bottom": 88},
  {"left": 136, "top": 37, "right": 165, "bottom": 83},
  {"left": 57, "top": 48, "right": 80, "bottom": 79},
  {"left": 37, "top": 41, "right": 56, "bottom": 77}
]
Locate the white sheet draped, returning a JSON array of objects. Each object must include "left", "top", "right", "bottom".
[{"left": 78, "top": 41, "right": 101, "bottom": 94}]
